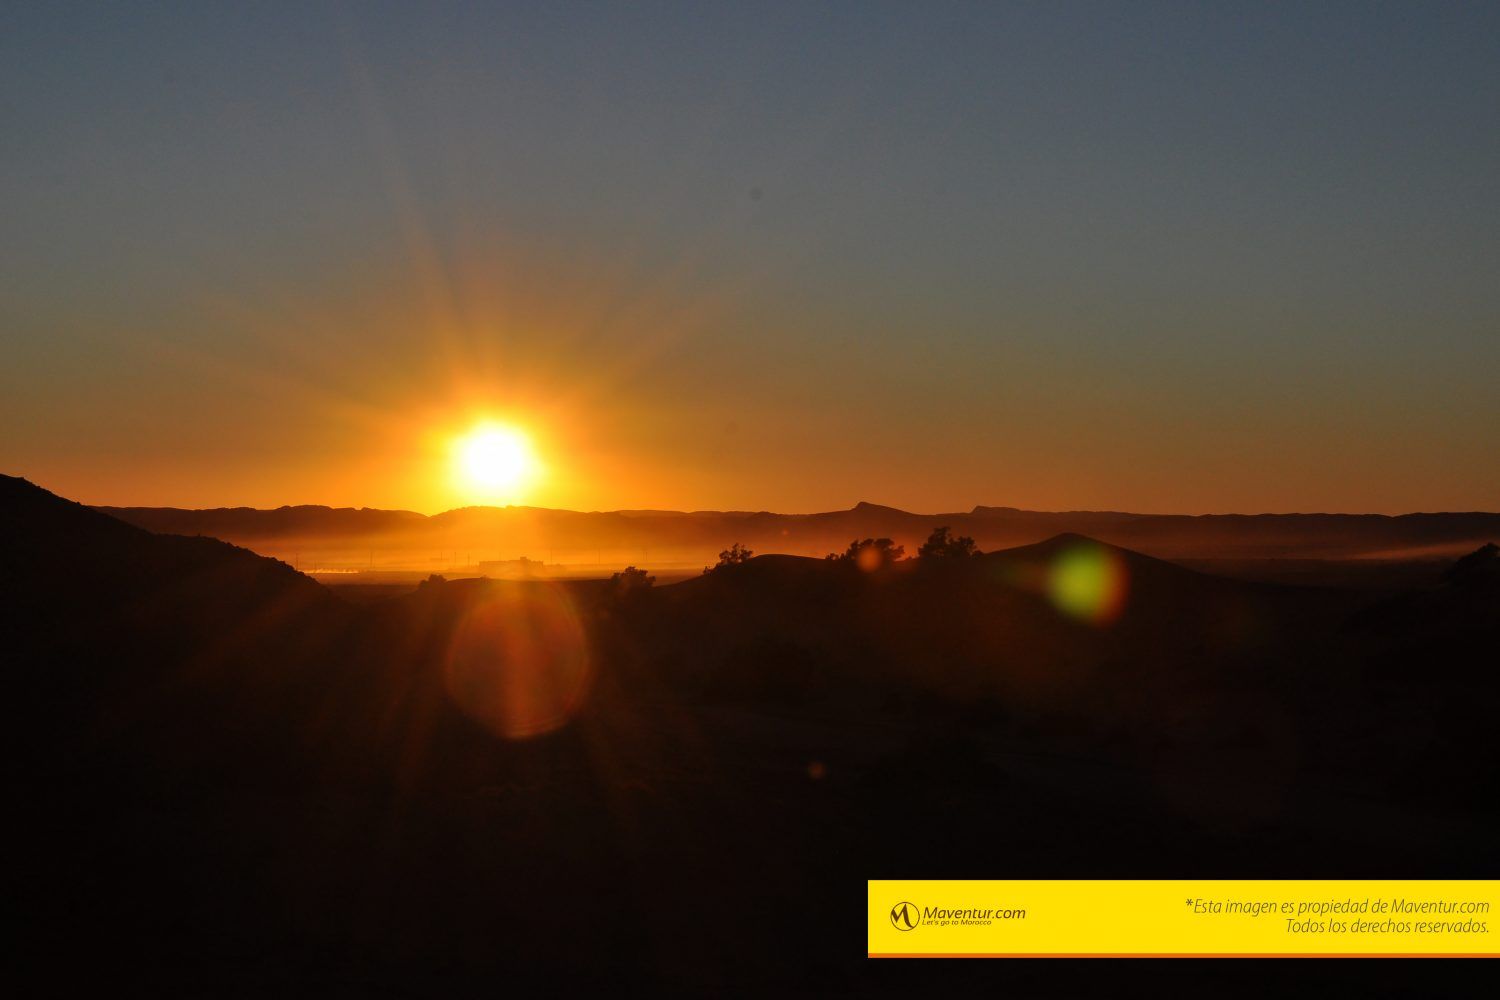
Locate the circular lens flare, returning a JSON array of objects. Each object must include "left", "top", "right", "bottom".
[
  {"left": 1047, "top": 544, "right": 1129, "bottom": 625},
  {"left": 444, "top": 584, "right": 591, "bottom": 739}
]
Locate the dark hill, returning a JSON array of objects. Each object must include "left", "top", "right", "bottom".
[
  {"left": 2, "top": 475, "right": 341, "bottom": 786},
  {"left": 2, "top": 475, "right": 333, "bottom": 686},
  {"left": 2, "top": 475, "right": 326, "bottom": 617},
  {"left": 9, "top": 477, "right": 1496, "bottom": 992},
  {"left": 627, "top": 535, "right": 1324, "bottom": 726}
]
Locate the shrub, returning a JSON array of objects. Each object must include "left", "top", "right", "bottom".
[{"left": 917, "top": 526, "right": 980, "bottom": 560}]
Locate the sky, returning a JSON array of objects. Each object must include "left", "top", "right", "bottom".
[{"left": 2, "top": 1, "right": 1497, "bottom": 514}]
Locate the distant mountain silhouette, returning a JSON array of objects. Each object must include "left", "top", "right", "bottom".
[
  {"left": 92, "top": 500, "right": 427, "bottom": 539},
  {"left": 94, "top": 496, "right": 1500, "bottom": 564}
]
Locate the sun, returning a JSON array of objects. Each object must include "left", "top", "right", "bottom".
[{"left": 452, "top": 423, "right": 540, "bottom": 501}]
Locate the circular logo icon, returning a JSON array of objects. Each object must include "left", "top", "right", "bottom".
[{"left": 889, "top": 901, "right": 921, "bottom": 931}]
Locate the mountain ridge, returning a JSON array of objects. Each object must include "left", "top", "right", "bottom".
[
  {"left": 87, "top": 491, "right": 1500, "bottom": 562},
  {"left": 94, "top": 496, "right": 1500, "bottom": 522}
]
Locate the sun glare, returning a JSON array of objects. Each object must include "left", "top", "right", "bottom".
[{"left": 453, "top": 423, "right": 540, "bottom": 501}]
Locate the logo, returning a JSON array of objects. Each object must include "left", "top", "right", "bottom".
[{"left": 890, "top": 901, "right": 921, "bottom": 931}]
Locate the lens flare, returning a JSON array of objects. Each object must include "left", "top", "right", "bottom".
[
  {"left": 1047, "top": 543, "right": 1129, "bottom": 625},
  {"left": 443, "top": 584, "right": 591, "bottom": 739}
]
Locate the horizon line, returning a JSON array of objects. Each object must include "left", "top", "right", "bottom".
[
  {"left": 12, "top": 473, "right": 1496, "bottom": 521},
  {"left": 89, "top": 499, "right": 1500, "bottom": 521}
]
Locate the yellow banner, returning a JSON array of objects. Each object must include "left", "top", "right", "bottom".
[{"left": 868, "top": 880, "right": 1499, "bottom": 957}]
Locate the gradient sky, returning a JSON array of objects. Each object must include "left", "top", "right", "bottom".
[{"left": 3, "top": 1, "right": 1497, "bottom": 514}]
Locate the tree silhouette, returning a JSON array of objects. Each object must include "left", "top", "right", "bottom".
[
  {"left": 610, "top": 565, "right": 655, "bottom": 593},
  {"left": 1445, "top": 542, "right": 1498, "bottom": 587},
  {"left": 917, "top": 526, "right": 979, "bottom": 560},
  {"left": 708, "top": 542, "right": 754, "bottom": 573},
  {"left": 828, "top": 537, "right": 905, "bottom": 570}
]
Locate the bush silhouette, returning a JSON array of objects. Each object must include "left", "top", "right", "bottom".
[
  {"left": 610, "top": 565, "right": 656, "bottom": 593},
  {"left": 707, "top": 542, "right": 754, "bottom": 574},
  {"left": 827, "top": 537, "right": 904, "bottom": 571},
  {"left": 1445, "top": 542, "right": 1499, "bottom": 587},
  {"left": 918, "top": 526, "right": 980, "bottom": 560}
]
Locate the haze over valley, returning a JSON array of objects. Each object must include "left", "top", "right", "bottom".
[{"left": 93, "top": 498, "right": 1500, "bottom": 586}]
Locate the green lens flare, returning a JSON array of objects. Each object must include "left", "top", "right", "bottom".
[{"left": 1047, "top": 545, "right": 1128, "bottom": 624}]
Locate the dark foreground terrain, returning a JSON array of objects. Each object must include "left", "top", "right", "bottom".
[{"left": 6, "top": 474, "right": 1496, "bottom": 994}]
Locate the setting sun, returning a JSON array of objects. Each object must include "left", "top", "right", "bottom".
[{"left": 452, "top": 423, "right": 540, "bottom": 501}]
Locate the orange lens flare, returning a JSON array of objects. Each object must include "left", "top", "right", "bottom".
[{"left": 443, "top": 584, "right": 592, "bottom": 739}]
